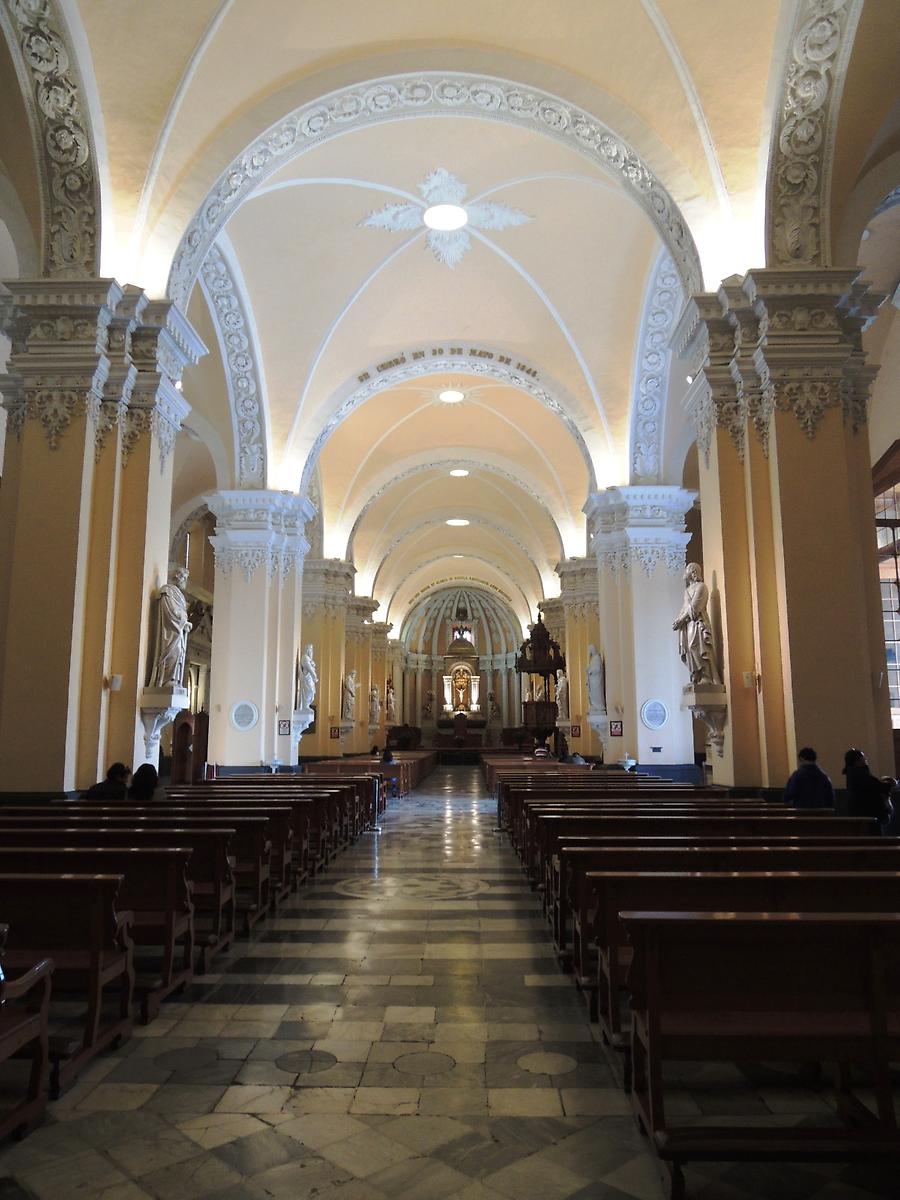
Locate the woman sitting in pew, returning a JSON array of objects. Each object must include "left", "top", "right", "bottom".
[
  {"left": 82, "top": 762, "right": 131, "bottom": 799},
  {"left": 843, "top": 747, "right": 895, "bottom": 832},
  {"left": 129, "top": 763, "right": 160, "bottom": 801}
]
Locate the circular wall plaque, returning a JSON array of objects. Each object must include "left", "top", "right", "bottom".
[
  {"left": 230, "top": 700, "right": 259, "bottom": 731},
  {"left": 640, "top": 699, "right": 669, "bottom": 730}
]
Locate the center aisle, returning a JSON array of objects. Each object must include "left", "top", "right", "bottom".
[{"left": 0, "top": 767, "right": 661, "bottom": 1199}]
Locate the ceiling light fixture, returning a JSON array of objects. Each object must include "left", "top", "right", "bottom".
[
  {"left": 446, "top": 518, "right": 469, "bottom": 526},
  {"left": 449, "top": 468, "right": 469, "bottom": 477},
  {"left": 439, "top": 388, "right": 464, "bottom": 404},
  {"left": 423, "top": 203, "right": 468, "bottom": 231},
  {"left": 685, "top": 374, "right": 694, "bottom": 385},
  {"left": 452, "top": 554, "right": 464, "bottom": 558}
]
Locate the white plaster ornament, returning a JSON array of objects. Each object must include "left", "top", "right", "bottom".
[{"left": 360, "top": 169, "right": 531, "bottom": 267}]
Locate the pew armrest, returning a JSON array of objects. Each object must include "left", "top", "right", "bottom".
[{"left": 2, "top": 956, "right": 54, "bottom": 1006}]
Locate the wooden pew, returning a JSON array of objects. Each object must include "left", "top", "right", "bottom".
[
  {"left": 0, "top": 827, "right": 234, "bottom": 973},
  {"left": 531, "top": 813, "right": 875, "bottom": 889},
  {"left": 0, "top": 811, "right": 272, "bottom": 935},
  {"left": 557, "top": 835, "right": 898, "bottom": 962},
  {"left": 0, "top": 924, "right": 53, "bottom": 1141},
  {"left": 587, "top": 866, "right": 900, "bottom": 1046},
  {"left": 0, "top": 847, "right": 192, "bottom": 1023},
  {"left": 621, "top": 911, "right": 900, "bottom": 1198},
  {"left": 0, "top": 875, "right": 134, "bottom": 1096}
]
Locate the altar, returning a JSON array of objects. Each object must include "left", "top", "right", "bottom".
[{"left": 440, "top": 627, "right": 482, "bottom": 716}]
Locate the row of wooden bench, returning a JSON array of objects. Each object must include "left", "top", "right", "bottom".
[
  {"left": 491, "top": 763, "right": 900, "bottom": 1199},
  {"left": 0, "top": 770, "right": 385, "bottom": 1138}
]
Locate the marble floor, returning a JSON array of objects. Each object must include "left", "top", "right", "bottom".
[{"left": 0, "top": 766, "right": 897, "bottom": 1199}]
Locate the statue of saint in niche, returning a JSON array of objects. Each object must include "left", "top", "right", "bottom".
[
  {"left": 587, "top": 645, "right": 606, "bottom": 714},
  {"left": 369, "top": 683, "right": 381, "bottom": 725},
  {"left": 342, "top": 670, "right": 357, "bottom": 721},
  {"left": 673, "top": 562, "right": 722, "bottom": 686},
  {"left": 385, "top": 680, "right": 396, "bottom": 723},
  {"left": 148, "top": 564, "right": 192, "bottom": 690},
  {"left": 298, "top": 644, "right": 317, "bottom": 710},
  {"left": 555, "top": 669, "right": 569, "bottom": 720}
]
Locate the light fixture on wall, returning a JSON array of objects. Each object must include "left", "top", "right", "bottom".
[
  {"left": 439, "top": 388, "right": 464, "bottom": 404},
  {"left": 449, "top": 468, "right": 469, "bottom": 477},
  {"left": 446, "top": 518, "right": 469, "bottom": 526}
]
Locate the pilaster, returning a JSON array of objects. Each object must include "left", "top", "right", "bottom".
[
  {"left": 369, "top": 621, "right": 393, "bottom": 742},
  {"left": 300, "top": 559, "right": 354, "bottom": 757},
  {"left": 0, "top": 279, "right": 121, "bottom": 790},
  {"left": 345, "top": 597, "right": 378, "bottom": 754},
  {"left": 556, "top": 558, "right": 604, "bottom": 758},
  {"left": 206, "top": 490, "right": 315, "bottom": 766},
  {"left": 584, "top": 487, "right": 696, "bottom": 767}
]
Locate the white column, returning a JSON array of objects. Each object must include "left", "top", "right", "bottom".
[
  {"left": 584, "top": 487, "right": 696, "bottom": 767},
  {"left": 206, "top": 490, "right": 315, "bottom": 766}
]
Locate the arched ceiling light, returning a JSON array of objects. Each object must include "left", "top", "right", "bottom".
[
  {"left": 439, "top": 388, "right": 464, "bottom": 404},
  {"left": 446, "top": 518, "right": 469, "bottom": 526},
  {"left": 452, "top": 554, "right": 464, "bottom": 558},
  {"left": 449, "top": 468, "right": 469, "bottom": 477},
  {"left": 423, "top": 203, "right": 468, "bottom": 231}
]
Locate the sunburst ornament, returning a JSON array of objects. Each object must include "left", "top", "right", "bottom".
[{"left": 360, "top": 168, "right": 531, "bottom": 267}]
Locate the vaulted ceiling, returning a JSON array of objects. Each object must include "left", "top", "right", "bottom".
[{"left": 2, "top": 0, "right": 898, "bottom": 633}]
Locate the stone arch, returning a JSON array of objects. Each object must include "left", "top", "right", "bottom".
[
  {"left": 166, "top": 70, "right": 703, "bottom": 308},
  {"left": 765, "top": 0, "right": 863, "bottom": 268},
  {"left": 0, "top": 0, "right": 100, "bottom": 276}
]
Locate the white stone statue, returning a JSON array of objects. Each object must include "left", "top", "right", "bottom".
[
  {"left": 369, "top": 683, "right": 381, "bottom": 725},
  {"left": 673, "top": 562, "right": 722, "bottom": 686},
  {"left": 423, "top": 689, "right": 434, "bottom": 718},
  {"left": 587, "top": 644, "right": 606, "bottom": 714},
  {"left": 148, "top": 564, "right": 192, "bottom": 690},
  {"left": 385, "top": 680, "right": 396, "bottom": 723},
  {"left": 299, "top": 644, "right": 317, "bottom": 710},
  {"left": 342, "top": 670, "right": 357, "bottom": 721},
  {"left": 555, "top": 669, "right": 569, "bottom": 720},
  {"left": 534, "top": 678, "right": 545, "bottom": 701},
  {"left": 488, "top": 690, "right": 501, "bottom": 722}
]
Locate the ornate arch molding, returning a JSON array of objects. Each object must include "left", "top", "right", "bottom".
[
  {"left": 299, "top": 345, "right": 597, "bottom": 494},
  {"left": 199, "top": 239, "right": 267, "bottom": 487},
  {"left": 629, "top": 251, "right": 683, "bottom": 483},
  {"left": 766, "top": 0, "right": 864, "bottom": 268},
  {"left": 0, "top": 0, "right": 100, "bottom": 276},
  {"left": 345, "top": 456, "right": 567, "bottom": 563},
  {"left": 167, "top": 71, "right": 703, "bottom": 307}
]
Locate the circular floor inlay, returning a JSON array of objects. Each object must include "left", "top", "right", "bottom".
[
  {"left": 516, "top": 1051, "right": 578, "bottom": 1076},
  {"left": 332, "top": 874, "right": 490, "bottom": 901},
  {"left": 275, "top": 1049, "right": 338, "bottom": 1074},
  {"left": 154, "top": 1045, "right": 218, "bottom": 1071},
  {"left": 393, "top": 1051, "right": 456, "bottom": 1076}
]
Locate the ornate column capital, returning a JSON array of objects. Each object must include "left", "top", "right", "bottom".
[
  {"left": 369, "top": 621, "right": 393, "bottom": 660},
  {"left": 555, "top": 556, "right": 599, "bottom": 618},
  {"left": 207, "top": 489, "right": 315, "bottom": 583},
  {"left": 346, "top": 596, "right": 379, "bottom": 643},
  {"left": 584, "top": 486, "right": 693, "bottom": 577},
  {"left": 672, "top": 291, "right": 744, "bottom": 464},
  {"left": 125, "top": 298, "right": 206, "bottom": 471},
  {"left": 0, "top": 277, "right": 123, "bottom": 449},
  {"left": 301, "top": 557, "right": 355, "bottom": 617},
  {"left": 537, "top": 596, "right": 565, "bottom": 644},
  {"left": 743, "top": 267, "right": 876, "bottom": 439}
]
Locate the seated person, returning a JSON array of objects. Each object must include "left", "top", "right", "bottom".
[
  {"left": 129, "top": 762, "right": 159, "bottom": 801},
  {"left": 533, "top": 739, "right": 551, "bottom": 759},
  {"left": 784, "top": 746, "right": 834, "bottom": 808},
  {"left": 381, "top": 747, "right": 395, "bottom": 763},
  {"left": 83, "top": 762, "right": 131, "bottom": 799}
]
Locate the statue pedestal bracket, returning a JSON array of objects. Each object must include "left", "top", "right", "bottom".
[
  {"left": 684, "top": 684, "right": 728, "bottom": 757},
  {"left": 140, "top": 686, "right": 189, "bottom": 759}
]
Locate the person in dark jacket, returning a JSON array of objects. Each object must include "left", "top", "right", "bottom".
[
  {"left": 843, "top": 748, "right": 895, "bottom": 831},
  {"left": 784, "top": 747, "right": 834, "bottom": 809},
  {"left": 129, "top": 763, "right": 159, "bottom": 801},
  {"left": 83, "top": 762, "right": 131, "bottom": 799}
]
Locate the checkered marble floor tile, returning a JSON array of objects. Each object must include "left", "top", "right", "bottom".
[{"left": 0, "top": 767, "right": 896, "bottom": 1199}]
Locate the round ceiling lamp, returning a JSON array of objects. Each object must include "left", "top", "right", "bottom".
[
  {"left": 446, "top": 518, "right": 469, "bottom": 526},
  {"left": 423, "top": 203, "right": 468, "bottom": 231},
  {"left": 449, "top": 468, "right": 469, "bottom": 477},
  {"left": 439, "top": 388, "right": 464, "bottom": 404}
]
